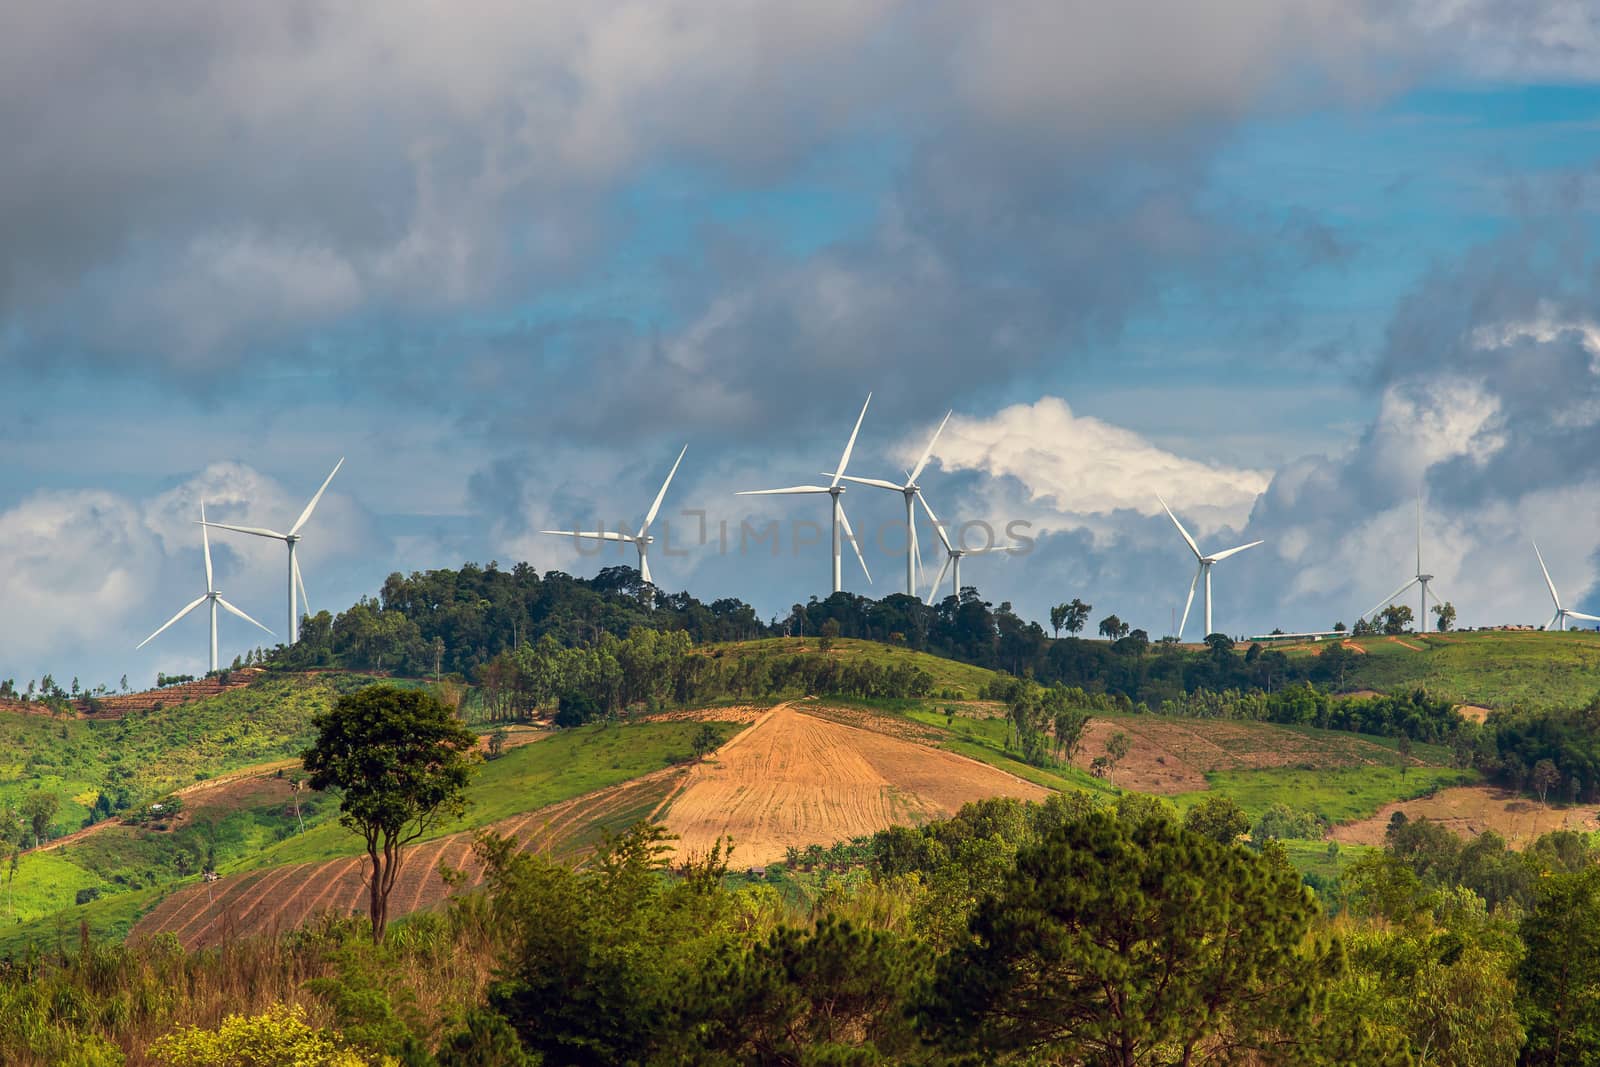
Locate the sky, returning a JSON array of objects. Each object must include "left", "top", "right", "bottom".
[{"left": 4, "top": 1, "right": 1600, "bottom": 688}]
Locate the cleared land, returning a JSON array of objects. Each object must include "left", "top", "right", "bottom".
[
  {"left": 659, "top": 702, "right": 1050, "bottom": 865},
  {"left": 1331, "top": 786, "right": 1600, "bottom": 849},
  {"left": 1070, "top": 715, "right": 1440, "bottom": 796},
  {"left": 133, "top": 770, "right": 682, "bottom": 950}
]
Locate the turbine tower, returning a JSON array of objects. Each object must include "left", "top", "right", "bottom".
[
  {"left": 918, "top": 492, "right": 1004, "bottom": 605},
  {"left": 539, "top": 444, "right": 688, "bottom": 604},
  {"left": 829, "top": 410, "right": 952, "bottom": 596},
  {"left": 1365, "top": 494, "right": 1446, "bottom": 633},
  {"left": 199, "top": 458, "right": 343, "bottom": 645},
  {"left": 737, "top": 395, "right": 873, "bottom": 594},
  {"left": 1159, "top": 496, "right": 1263, "bottom": 640},
  {"left": 138, "top": 502, "right": 274, "bottom": 672},
  {"left": 1533, "top": 540, "right": 1600, "bottom": 631}
]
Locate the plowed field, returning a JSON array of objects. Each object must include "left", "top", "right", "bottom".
[
  {"left": 658, "top": 703, "right": 1050, "bottom": 865},
  {"left": 1330, "top": 786, "right": 1600, "bottom": 849}
]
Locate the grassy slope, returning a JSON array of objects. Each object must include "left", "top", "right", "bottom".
[
  {"left": 0, "top": 673, "right": 399, "bottom": 839},
  {"left": 221, "top": 719, "right": 745, "bottom": 871},
  {"left": 1305, "top": 630, "right": 1600, "bottom": 709},
  {"left": 702, "top": 637, "right": 1000, "bottom": 698}
]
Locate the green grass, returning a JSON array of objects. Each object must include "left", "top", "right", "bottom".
[
  {"left": 1174, "top": 765, "right": 1480, "bottom": 825},
  {"left": 702, "top": 637, "right": 1003, "bottom": 698},
  {"left": 230, "top": 719, "right": 746, "bottom": 871},
  {"left": 1299, "top": 630, "right": 1600, "bottom": 709}
]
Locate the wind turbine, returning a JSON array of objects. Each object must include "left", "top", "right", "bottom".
[
  {"left": 918, "top": 491, "right": 1004, "bottom": 605},
  {"left": 1365, "top": 494, "right": 1446, "bottom": 633},
  {"left": 1159, "top": 496, "right": 1263, "bottom": 640},
  {"left": 1533, "top": 540, "right": 1599, "bottom": 631},
  {"left": 828, "top": 410, "right": 952, "bottom": 596},
  {"left": 539, "top": 444, "right": 688, "bottom": 604},
  {"left": 138, "top": 502, "right": 274, "bottom": 672},
  {"left": 199, "top": 458, "right": 343, "bottom": 645},
  {"left": 737, "top": 395, "right": 873, "bottom": 594}
]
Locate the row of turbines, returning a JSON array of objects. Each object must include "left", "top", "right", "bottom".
[
  {"left": 541, "top": 394, "right": 1001, "bottom": 608},
  {"left": 136, "top": 402, "right": 1599, "bottom": 670}
]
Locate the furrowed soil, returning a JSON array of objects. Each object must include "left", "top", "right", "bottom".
[
  {"left": 1072, "top": 716, "right": 1412, "bottom": 795},
  {"left": 657, "top": 702, "right": 1049, "bottom": 866},
  {"left": 1330, "top": 785, "right": 1600, "bottom": 849}
]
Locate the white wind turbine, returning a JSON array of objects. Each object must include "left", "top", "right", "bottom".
[
  {"left": 1533, "top": 540, "right": 1600, "bottom": 631},
  {"left": 919, "top": 491, "right": 1004, "bottom": 605},
  {"left": 828, "top": 410, "right": 952, "bottom": 597},
  {"left": 1365, "top": 494, "right": 1446, "bottom": 633},
  {"left": 1159, "top": 496, "right": 1263, "bottom": 640},
  {"left": 138, "top": 502, "right": 274, "bottom": 672},
  {"left": 737, "top": 395, "right": 873, "bottom": 594},
  {"left": 539, "top": 444, "right": 688, "bottom": 603},
  {"left": 198, "top": 458, "right": 343, "bottom": 645}
]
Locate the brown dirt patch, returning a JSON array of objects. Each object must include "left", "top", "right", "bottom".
[
  {"left": 1386, "top": 636, "right": 1425, "bottom": 651},
  {"left": 636, "top": 705, "right": 773, "bottom": 725},
  {"left": 657, "top": 703, "right": 1049, "bottom": 866},
  {"left": 1454, "top": 704, "right": 1493, "bottom": 724},
  {"left": 1070, "top": 717, "right": 1404, "bottom": 796},
  {"left": 1330, "top": 786, "right": 1600, "bottom": 849}
]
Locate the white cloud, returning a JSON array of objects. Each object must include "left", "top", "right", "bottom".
[{"left": 925, "top": 396, "right": 1272, "bottom": 534}]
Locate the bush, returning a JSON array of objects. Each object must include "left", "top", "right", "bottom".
[{"left": 148, "top": 1003, "right": 375, "bottom": 1066}]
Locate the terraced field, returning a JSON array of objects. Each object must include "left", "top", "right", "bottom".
[{"left": 134, "top": 771, "right": 682, "bottom": 950}]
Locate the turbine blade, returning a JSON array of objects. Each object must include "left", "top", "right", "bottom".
[
  {"left": 216, "top": 597, "right": 275, "bottom": 637},
  {"left": 1533, "top": 540, "right": 1562, "bottom": 609},
  {"left": 538, "top": 530, "right": 635, "bottom": 542},
  {"left": 1565, "top": 610, "right": 1600, "bottom": 623},
  {"left": 638, "top": 548, "right": 653, "bottom": 587},
  {"left": 735, "top": 486, "right": 831, "bottom": 496},
  {"left": 838, "top": 504, "right": 871, "bottom": 583},
  {"left": 916, "top": 492, "right": 953, "bottom": 553},
  {"left": 832, "top": 393, "right": 871, "bottom": 487},
  {"left": 639, "top": 444, "right": 688, "bottom": 539},
  {"left": 1549, "top": 611, "right": 1564, "bottom": 631},
  {"left": 1208, "top": 539, "right": 1264, "bottom": 563},
  {"left": 1178, "top": 567, "right": 1199, "bottom": 639},
  {"left": 927, "top": 554, "right": 953, "bottom": 605},
  {"left": 200, "top": 501, "right": 214, "bottom": 592},
  {"left": 198, "top": 520, "right": 288, "bottom": 540},
  {"left": 907, "top": 410, "right": 953, "bottom": 485},
  {"left": 822, "top": 473, "right": 904, "bottom": 492},
  {"left": 136, "top": 595, "right": 209, "bottom": 650},
  {"left": 289, "top": 457, "right": 344, "bottom": 536},
  {"left": 1157, "top": 495, "right": 1202, "bottom": 560},
  {"left": 294, "top": 554, "right": 311, "bottom": 620},
  {"left": 1367, "top": 577, "right": 1419, "bottom": 623}
]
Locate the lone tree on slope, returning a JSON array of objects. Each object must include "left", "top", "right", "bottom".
[{"left": 304, "top": 685, "right": 477, "bottom": 942}]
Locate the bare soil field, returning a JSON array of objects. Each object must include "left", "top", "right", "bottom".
[
  {"left": 1455, "top": 704, "right": 1493, "bottom": 724},
  {"left": 1071, "top": 717, "right": 1407, "bottom": 795},
  {"left": 658, "top": 703, "right": 1049, "bottom": 865},
  {"left": 1330, "top": 786, "right": 1600, "bottom": 849},
  {"left": 636, "top": 705, "right": 774, "bottom": 725},
  {"left": 132, "top": 770, "right": 684, "bottom": 950}
]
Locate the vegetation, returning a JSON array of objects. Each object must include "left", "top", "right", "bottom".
[{"left": 304, "top": 686, "right": 478, "bottom": 942}]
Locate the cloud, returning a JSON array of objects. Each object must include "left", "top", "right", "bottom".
[{"left": 926, "top": 397, "right": 1271, "bottom": 534}]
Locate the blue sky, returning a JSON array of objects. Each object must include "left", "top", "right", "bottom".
[{"left": 3, "top": 2, "right": 1600, "bottom": 688}]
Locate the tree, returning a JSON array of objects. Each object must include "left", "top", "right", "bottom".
[
  {"left": 920, "top": 811, "right": 1378, "bottom": 1065},
  {"left": 1097, "top": 614, "right": 1128, "bottom": 640},
  {"left": 1333, "top": 621, "right": 1347, "bottom": 633},
  {"left": 1050, "top": 603, "right": 1069, "bottom": 638},
  {"left": 1183, "top": 795, "right": 1251, "bottom": 845},
  {"left": 1519, "top": 866, "right": 1600, "bottom": 1065},
  {"left": 1532, "top": 758, "right": 1561, "bottom": 805},
  {"left": 302, "top": 685, "right": 477, "bottom": 941},
  {"left": 691, "top": 723, "right": 721, "bottom": 761},
  {"left": 818, "top": 618, "right": 840, "bottom": 653},
  {"left": 20, "top": 791, "right": 58, "bottom": 848},
  {"left": 1381, "top": 603, "right": 1414, "bottom": 635},
  {"left": 1432, "top": 601, "right": 1456, "bottom": 632},
  {"left": 288, "top": 775, "right": 306, "bottom": 834},
  {"left": 1398, "top": 735, "right": 1413, "bottom": 778},
  {"left": 487, "top": 727, "right": 509, "bottom": 759},
  {"left": 1064, "top": 598, "right": 1092, "bottom": 635}
]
